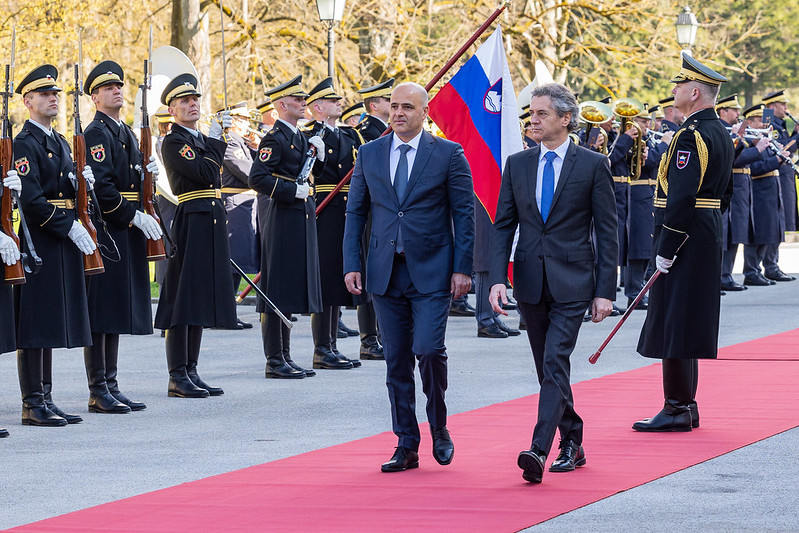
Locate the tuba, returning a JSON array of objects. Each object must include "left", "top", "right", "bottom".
[
  {"left": 579, "top": 101, "right": 613, "bottom": 155},
  {"left": 611, "top": 97, "right": 645, "bottom": 180}
]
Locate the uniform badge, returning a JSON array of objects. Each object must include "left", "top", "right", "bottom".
[
  {"left": 90, "top": 144, "right": 106, "bottom": 163},
  {"left": 676, "top": 150, "right": 691, "bottom": 169},
  {"left": 14, "top": 157, "right": 30, "bottom": 176},
  {"left": 179, "top": 144, "right": 196, "bottom": 160},
  {"left": 772, "top": 130, "right": 780, "bottom": 140},
  {"left": 259, "top": 147, "right": 272, "bottom": 162}
]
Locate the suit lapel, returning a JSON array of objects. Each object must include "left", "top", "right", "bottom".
[
  {"left": 549, "top": 141, "right": 577, "bottom": 216},
  {"left": 402, "top": 130, "right": 434, "bottom": 204},
  {"left": 527, "top": 146, "right": 543, "bottom": 224},
  {"left": 375, "top": 135, "right": 396, "bottom": 204}
]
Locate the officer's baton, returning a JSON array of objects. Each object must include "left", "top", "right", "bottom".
[{"left": 230, "top": 259, "right": 292, "bottom": 329}]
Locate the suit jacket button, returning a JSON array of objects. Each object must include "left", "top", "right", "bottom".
[
  {"left": 398, "top": 211, "right": 403, "bottom": 217},
  {"left": 390, "top": 240, "right": 395, "bottom": 245}
]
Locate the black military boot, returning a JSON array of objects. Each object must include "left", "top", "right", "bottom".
[
  {"left": 264, "top": 314, "right": 304, "bottom": 379},
  {"left": 689, "top": 358, "right": 699, "bottom": 428},
  {"left": 281, "top": 318, "right": 314, "bottom": 377},
  {"left": 84, "top": 334, "right": 130, "bottom": 414},
  {"left": 632, "top": 359, "right": 693, "bottom": 432},
  {"left": 42, "top": 349, "right": 83, "bottom": 424},
  {"left": 104, "top": 334, "right": 146, "bottom": 411},
  {"left": 18, "top": 349, "right": 66, "bottom": 427},
  {"left": 166, "top": 326, "right": 209, "bottom": 398},
  {"left": 312, "top": 307, "right": 352, "bottom": 370},
  {"left": 186, "top": 325, "right": 224, "bottom": 395},
  {"left": 358, "top": 303, "right": 385, "bottom": 360},
  {"left": 331, "top": 306, "right": 360, "bottom": 367}
]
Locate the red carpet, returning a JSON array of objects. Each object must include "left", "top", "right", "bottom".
[
  {"left": 717, "top": 328, "right": 799, "bottom": 360},
  {"left": 12, "top": 330, "right": 799, "bottom": 532}
]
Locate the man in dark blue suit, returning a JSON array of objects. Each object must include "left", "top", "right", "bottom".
[
  {"left": 489, "top": 83, "right": 618, "bottom": 484},
  {"left": 343, "top": 82, "right": 474, "bottom": 472}
]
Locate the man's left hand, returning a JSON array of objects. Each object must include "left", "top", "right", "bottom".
[
  {"left": 450, "top": 272, "right": 471, "bottom": 300},
  {"left": 591, "top": 297, "right": 613, "bottom": 323}
]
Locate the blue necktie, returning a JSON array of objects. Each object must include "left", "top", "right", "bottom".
[
  {"left": 540, "top": 151, "right": 557, "bottom": 222},
  {"left": 394, "top": 144, "right": 411, "bottom": 201}
]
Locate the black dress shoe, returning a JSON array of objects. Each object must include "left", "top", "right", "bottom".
[
  {"left": 744, "top": 274, "right": 774, "bottom": 286},
  {"left": 449, "top": 303, "right": 476, "bottom": 317},
  {"left": 720, "top": 281, "right": 747, "bottom": 291},
  {"left": 312, "top": 348, "right": 354, "bottom": 370},
  {"left": 549, "top": 440, "right": 586, "bottom": 472},
  {"left": 110, "top": 390, "right": 147, "bottom": 411},
  {"left": 431, "top": 426, "right": 454, "bottom": 465},
  {"left": 360, "top": 342, "right": 385, "bottom": 360},
  {"left": 332, "top": 346, "right": 362, "bottom": 368},
  {"left": 610, "top": 304, "right": 624, "bottom": 316},
  {"left": 627, "top": 297, "right": 648, "bottom": 311},
  {"left": 237, "top": 318, "right": 253, "bottom": 329},
  {"left": 338, "top": 319, "right": 359, "bottom": 337},
  {"left": 187, "top": 371, "right": 224, "bottom": 396},
  {"left": 518, "top": 319, "right": 527, "bottom": 331},
  {"left": 381, "top": 446, "right": 419, "bottom": 472},
  {"left": 168, "top": 374, "right": 210, "bottom": 398},
  {"left": 88, "top": 392, "right": 131, "bottom": 414},
  {"left": 765, "top": 270, "right": 796, "bottom": 282},
  {"left": 632, "top": 408, "right": 692, "bottom": 432},
  {"left": 0, "top": 428, "right": 8, "bottom": 438},
  {"left": 517, "top": 448, "right": 546, "bottom": 483},
  {"left": 45, "top": 401, "right": 83, "bottom": 424},
  {"left": 477, "top": 322, "right": 508, "bottom": 338},
  {"left": 501, "top": 298, "right": 517, "bottom": 311},
  {"left": 496, "top": 320, "right": 521, "bottom": 336},
  {"left": 283, "top": 354, "right": 316, "bottom": 377},
  {"left": 265, "top": 360, "right": 306, "bottom": 379}
]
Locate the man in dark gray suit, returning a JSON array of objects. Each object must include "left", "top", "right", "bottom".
[
  {"left": 343, "top": 82, "right": 474, "bottom": 473},
  {"left": 489, "top": 83, "right": 618, "bottom": 484}
]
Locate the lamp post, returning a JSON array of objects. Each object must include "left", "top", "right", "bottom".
[
  {"left": 675, "top": 6, "right": 699, "bottom": 56},
  {"left": 316, "top": 0, "right": 347, "bottom": 78}
]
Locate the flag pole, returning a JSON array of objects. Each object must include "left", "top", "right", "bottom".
[{"left": 237, "top": 1, "right": 510, "bottom": 303}]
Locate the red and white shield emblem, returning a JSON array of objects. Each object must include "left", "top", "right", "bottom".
[
  {"left": 259, "top": 147, "right": 272, "bottom": 162},
  {"left": 14, "top": 157, "right": 30, "bottom": 176},
  {"left": 90, "top": 144, "right": 106, "bottom": 163},
  {"left": 676, "top": 150, "right": 691, "bottom": 169},
  {"left": 179, "top": 144, "right": 196, "bottom": 160}
]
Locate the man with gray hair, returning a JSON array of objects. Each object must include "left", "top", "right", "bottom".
[{"left": 489, "top": 82, "right": 618, "bottom": 483}]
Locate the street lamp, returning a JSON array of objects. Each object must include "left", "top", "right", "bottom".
[
  {"left": 675, "top": 6, "right": 699, "bottom": 56},
  {"left": 316, "top": 0, "right": 347, "bottom": 78}
]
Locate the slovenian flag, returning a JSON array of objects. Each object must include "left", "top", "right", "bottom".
[{"left": 428, "top": 26, "right": 524, "bottom": 223}]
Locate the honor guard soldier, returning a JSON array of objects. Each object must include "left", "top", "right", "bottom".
[
  {"left": 635, "top": 54, "right": 734, "bottom": 432},
  {"left": 717, "top": 94, "right": 760, "bottom": 291},
  {"left": 1, "top": 172, "right": 23, "bottom": 437},
  {"left": 153, "top": 73, "right": 236, "bottom": 398},
  {"left": 82, "top": 60, "right": 161, "bottom": 413},
  {"left": 13, "top": 65, "right": 96, "bottom": 426},
  {"left": 659, "top": 95, "right": 684, "bottom": 133},
  {"left": 304, "top": 78, "right": 365, "bottom": 369},
  {"left": 255, "top": 99, "right": 278, "bottom": 132},
  {"left": 519, "top": 105, "right": 537, "bottom": 149},
  {"left": 342, "top": 102, "right": 365, "bottom": 128},
  {"left": 649, "top": 104, "right": 664, "bottom": 133},
  {"left": 356, "top": 78, "right": 394, "bottom": 142},
  {"left": 215, "top": 102, "right": 257, "bottom": 329},
  {"left": 248, "top": 75, "right": 326, "bottom": 379},
  {"left": 741, "top": 104, "right": 787, "bottom": 286},
  {"left": 760, "top": 90, "right": 798, "bottom": 281}
]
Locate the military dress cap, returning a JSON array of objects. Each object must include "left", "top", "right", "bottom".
[
  {"left": 670, "top": 53, "right": 727, "bottom": 86},
  {"left": 639, "top": 104, "right": 653, "bottom": 120},
  {"left": 265, "top": 75, "right": 308, "bottom": 101},
  {"left": 357, "top": 78, "right": 395, "bottom": 99},
  {"left": 519, "top": 104, "right": 531, "bottom": 125},
  {"left": 762, "top": 90, "right": 789, "bottom": 105},
  {"left": 153, "top": 106, "right": 174, "bottom": 124},
  {"left": 255, "top": 99, "right": 274, "bottom": 114},
  {"left": 342, "top": 102, "right": 365, "bottom": 123},
  {"left": 716, "top": 94, "right": 742, "bottom": 111},
  {"left": 659, "top": 95, "right": 675, "bottom": 107},
  {"left": 649, "top": 104, "right": 664, "bottom": 118},
  {"left": 16, "top": 64, "right": 61, "bottom": 95},
  {"left": 599, "top": 96, "right": 612, "bottom": 104},
  {"left": 161, "top": 73, "right": 202, "bottom": 106},
  {"left": 743, "top": 103, "right": 764, "bottom": 119},
  {"left": 213, "top": 100, "right": 249, "bottom": 117},
  {"left": 84, "top": 60, "right": 124, "bottom": 94},
  {"left": 307, "top": 77, "right": 342, "bottom": 105}
]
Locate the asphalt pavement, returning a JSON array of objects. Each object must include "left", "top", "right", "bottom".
[{"left": 1, "top": 243, "right": 798, "bottom": 531}]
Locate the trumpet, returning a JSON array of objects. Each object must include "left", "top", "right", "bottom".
[
  {"left": 609, "top": 97, "right": 645, "bottom": 180},
  {"left": 579, "top": 101, "right": 613, "bottom": 155}
]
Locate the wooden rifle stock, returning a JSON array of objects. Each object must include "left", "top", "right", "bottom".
[
  {"left": 1, "top": 135, "right": 24, "bottom": 284},
  {"left": 140, "top": 125, "right": 166, "bottom": 261},
  {"left": 74, "top": 134, "right": 104, "bottom": 275}
]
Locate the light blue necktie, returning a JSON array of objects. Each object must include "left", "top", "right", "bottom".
[
  {"left": 540, "top": 151, "right": 557, "bottom": 222},
  {"left": 394, "top": 144, "right": 411, "bottom": 201}
]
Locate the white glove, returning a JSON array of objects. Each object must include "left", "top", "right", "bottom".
[
  {"left": 308, "top": 135, "right": 325, "bottom": 161},
  {"left": 68, "top": 220, "right": 97, "bottom": 255},
  {"left": 220, "top": 112, "right": 233, "bottom": 130},
  {"left": 83, "top": 165, "right": 95, "bottom": 191},
  {"left": 131, "top": 210, "right": 163, "bottom": 241},
  {"left": 68, "top": 171, "right": 77, "bottom": 189},
  {"left": 655, "top": 254, "right": 675, "bottom": 274},
  {"left": 0, "top": 231, "right": 21, "bottom": 266},
  {"left": 294, "top": 182, "right": 310, "bottom": 200},
  {"left": 145, "top": 155, "right": 159, "bottom": 181},
  {"left": 209, "top": 112, "right": 231, "bottom": 140},
  {"left": 3, "top": 170, "right": 22, "bottom": 194}
]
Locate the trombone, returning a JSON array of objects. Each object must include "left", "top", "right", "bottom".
[
  {"left": 609, "top": 97, "right": 645, "bottom": 180},
  {"left": 578, "top": 101, "right": 613, "bottom": 155}
]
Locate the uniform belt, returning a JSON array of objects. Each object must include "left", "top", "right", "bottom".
[
  {"left": 732, "top": 168, "right": 751, "bottom": 175},
  {"left": 630, "top": 179, "right": 656, "bottom": 186},
  {"left": 120, "top": 192, "right": 140, "bottom": 201},
  {"left": 314, "top": 184, "right": 349, "bottom": 193},
  {"left": 273, "top": 173, "right": 296, "bottom": 183},
  {"left": 612, "top": 176, "right": 630, "bottom": 183},
  {"left": 221, "top": 187, "right": 256, "bottom": 195},
  {"left": 752, "top": 170, "right": 779, "bottom": 179},
  {"left": 653, "top": 197, "right": 721, "bottom": 209},
  {"left": 46, "top": 199, "right": 75, "bottom": 209},
  {"left": 177, "top": 189, "right": 222, "bottom": 203}
]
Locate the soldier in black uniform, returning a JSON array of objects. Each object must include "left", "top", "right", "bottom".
[
  {"left": 356, "top": 78, "right": 393, "bottom": 143},
  {"left": 82, "top": 61, "right": 160, "bottom": 414},
  {"left": 248, "top": 75, "right": 326, "bottom": 379},
  {"left": 659, "top": 95, "right": 684, "bottom": 133},
  {"left": 216, "top": 101, "right": 257, "bottom": 329},
  {"left": 153, "top": 73, "right": 236, "bottom": 398},
  {"left": 634, "top": 54, "right": 734, "bottom": 432},
  {"left": 13, "top": 65, "right": 96, "bottom": 426},
  {"left": 1, "top": 172, "right": 23, "bottom": 437},
  {"left": 304, "top": 78, "right": 364, "bottom": 370},
  {"left": 761, "top": 90, "right": 798, "bottom": 281},
  {"left": 342, "top": 102, "right": 365, "bottom": 127}
]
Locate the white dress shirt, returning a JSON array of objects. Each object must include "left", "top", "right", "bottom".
[
  {"left": 389, "top": 130, "right": 423, "bottom": 185},
  {"left": 535, "top": 137, "right": 571, "bottom": 211},
  {"left": 28, "top": 118, "right": 54, "bottom": 137},
  {"left": 277, "top": 118, "right": 298, "bottom": 135}
]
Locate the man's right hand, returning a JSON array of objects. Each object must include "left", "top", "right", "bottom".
[
  {"left": 624, "top": 125, "right": 640, "bottom": 139},
  {"left": 295, "top": 182, "right": 310, "bottom": 200},
  {"left": 0, "top": 231, "right": 21, "bottom": 266},
  {"left": 488, "top": 283, "right": 509, "bottom": 316},
  {"left": 345, "top": 271, "right": 362, "bottom": 295}
]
